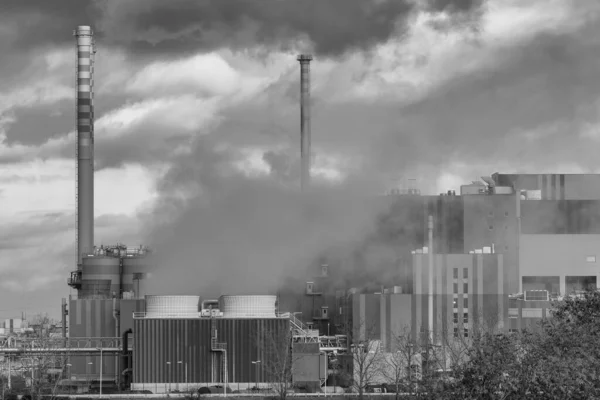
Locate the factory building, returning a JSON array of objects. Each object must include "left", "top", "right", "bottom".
[{"left": 351, "top": 252, "right": 507, "bottom": 351}]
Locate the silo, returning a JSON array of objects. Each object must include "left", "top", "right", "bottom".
[
  {"left": 122, "top": 256, "right": 147, "bottom": 298},
  {"left": 145, "top": 295, "right": 200, "bottom": 318},
  {"left": 81, "top": 256, "right": 121, "bottom": 299},
  {"left": 220, "top": 295, "right": 277, "bottom": 318}
]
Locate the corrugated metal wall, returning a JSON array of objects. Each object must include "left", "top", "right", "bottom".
[
  {"left": 133, "top": 318, "right": 290, "bottom": 384},
  {"left": 68, "top": 298, "right": 118, "bottom": 380}
]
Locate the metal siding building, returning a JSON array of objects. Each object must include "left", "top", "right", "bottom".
[
  {"left": 68, "top": 297, "right": 118, "bottom": 380},
  {"left": 492, "top": 173, "right": 600, "bottom": 200},
  {"left": 132, "top": 318, "right": 290, "bottom": 387},
  {"left": 68, "top": 297, "right": 144, "bottom": 381}
]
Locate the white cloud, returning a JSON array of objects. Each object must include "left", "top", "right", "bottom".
[
  {"left": 125, "top": 53, "right": 242, "bottom": 97},
  {"left": 0, "top": 159, "right": 158, "bottom": 220},
  {"left": 96, "top": 164, "right": 159, "bottom": 216}
]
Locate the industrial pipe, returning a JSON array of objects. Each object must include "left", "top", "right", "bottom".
[
  {"left": 0, "top": 348, "right": 121, "bottom": 355},
  {"left": 297, "top": 54, "right": 313, "bottom": 192},
  {"left": 121, "top": 328, "right": 132, "bottom": 390},
  {"left": 113, "top": 298, "right": 121, "bottom": 388},
  {"left": 74, "top": 25, "right": 95, "bottom": 266}
]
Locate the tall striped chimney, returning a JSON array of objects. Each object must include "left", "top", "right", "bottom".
[
  {"left": 297, "top": 54, "right": 313, "bottom": 192},
  {"left": 74, "top": 26, "right": 95, "bottom": 265}
]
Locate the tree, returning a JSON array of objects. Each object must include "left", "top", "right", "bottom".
[
  {"left": 380, "top": 326, "right": 422, "bottom": 398},
  {"left": 341, "top": 319, "right": 384, "bottom": 399},
  {"left": 436, "top": 290, "right": 600, "bottom": 399},
  {"left": 20, "top": 313, "right": 69, "bottom": 400},
  {"left": 255, "top": 326, "right": 297, "bottom": 400}
]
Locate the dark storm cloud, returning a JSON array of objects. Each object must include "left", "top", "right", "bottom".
[
  {"left": 386, "top": 26, "right": 600, "bottom": 171},
  {"left": 3, "top": 101, "right": 73, "bottom": 145},
  {"left": 426, "top": 0, "right": 485, "bottom": 13},
  {"left": 97, "top": 0, "right": 485, "bottom": 58},
  {"left": 1, "top": 0, "right": 100, "bottom": 50}
]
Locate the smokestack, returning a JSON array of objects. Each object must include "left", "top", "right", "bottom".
[
  {"left": 74, "top": 26, "right": 95, "bottom": 266},
  {"left": 428, "top": 215, "right": 434, "bottom": 342},
  {"left": 297, "top": 54, "right": 313, "bottom": 192}
]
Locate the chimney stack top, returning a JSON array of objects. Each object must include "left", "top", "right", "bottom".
[{"left": 297, "top": 54, "right": 313, "bottom": 62}]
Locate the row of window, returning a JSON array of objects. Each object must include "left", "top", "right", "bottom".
[
  {"left": 454, "top": 327, "right": 469, "bottom": 338},
  {"left": 453, "top": 282, "right": 469, "bottom": 293},
  {"left": 453, "top": 312, "right": 468, "bottom": 324},
  {"left": 453, "top": 268, "right": 468, "bottom": 279}
]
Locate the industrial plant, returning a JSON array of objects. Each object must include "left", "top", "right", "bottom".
[{"left": 1, "top": 24, "right": 600, "bottom": 396}]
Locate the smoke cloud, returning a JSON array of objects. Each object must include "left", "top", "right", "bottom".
[{"left": 142, "top": 137, "right": 390, "bottom": 297}]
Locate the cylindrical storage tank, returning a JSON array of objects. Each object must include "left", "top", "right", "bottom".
[
  {"left": 219, "top": 295, "right": 277, "bottom": 318},
  {"left": 122, "top": 257, "right": 148, "bottom": 298},
  {"left": 81, "top": 256, "right": 121, "bottom": 299},
  {"left": 80, "top": 280, "right": 111, "bottom": 299},
  {"left": 145, "top": 295, "right": 200, "bottom": 318}
]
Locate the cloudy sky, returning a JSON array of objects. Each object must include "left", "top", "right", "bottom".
[{"left": 1, "top": 0, "right": 600, "bottom": 320}]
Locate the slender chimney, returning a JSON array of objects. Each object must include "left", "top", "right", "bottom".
[
  {"left": 74, "top": 26, "right": 95, "bottom": 266},
  {"left": 428, "top": 215, "right": 434, "bottom": 341},
  {"left": 297, "top": 54, "right": 313, "bottom": 191}
]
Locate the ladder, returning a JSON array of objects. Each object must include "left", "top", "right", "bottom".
[{"left": 210, "top": 318, "right": 228, "bottom": 386}]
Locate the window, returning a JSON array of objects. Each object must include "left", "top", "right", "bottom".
[
  {"left": 463, "top": 297, "right": 468, "bottom": 308},
  {"left": 463, "top": 282, "right": 468, "bottom": 293},
  {"left": 454, "top": 327, "right": 459, "bottom": 338},
  {"left": 463, "top": 268, "right": 468, "bottom": 279},
  {"left": 505, "top": 211, "right": 509, "bottom": 217},
  {"left": 453, "top": 268, "right": 458, "bottom": 279},
  {"left": 453, "top": 312, "right": 458, "bottom": 324},
  {"left": 463, "top": 313, "right": 468, "bottom": 324},
  {"left": 586, "top": 256, "right": 596, "bottom": 263},
  {"left": 453, "top": 298, "right": 458, "bottom": 308},
  {"left": 453, "top": 283, "right": 458, "bottom": 293},
  {"left": 464, "top": 328, "right": 469, "bottom": 338}
]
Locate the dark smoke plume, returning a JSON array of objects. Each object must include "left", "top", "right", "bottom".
[{"left": 141, "top": 138, "right": 392, "bottom": 297}]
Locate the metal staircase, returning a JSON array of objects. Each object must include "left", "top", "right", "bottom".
[{"left": 210, "top": 317, "right": 228, "bottom": 386}]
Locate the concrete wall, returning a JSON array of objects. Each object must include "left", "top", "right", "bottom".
[
  {"left": 519, "top": 234, "right": 600, "bottom": 294},
  {"left": 520, "top": 200, "right": 600, "bottom": 234},
  {"left": 462, "top": 194, "right": 519, "bottom": 293},
  {"left": 352, "top": 294, "right": 381, "bottom": 340},
  {"left": 380, "top": 294, "right": 412, "bottom": 351},
  {"left": 412, "top": 253, "right": 508, "bottom": 341}
]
